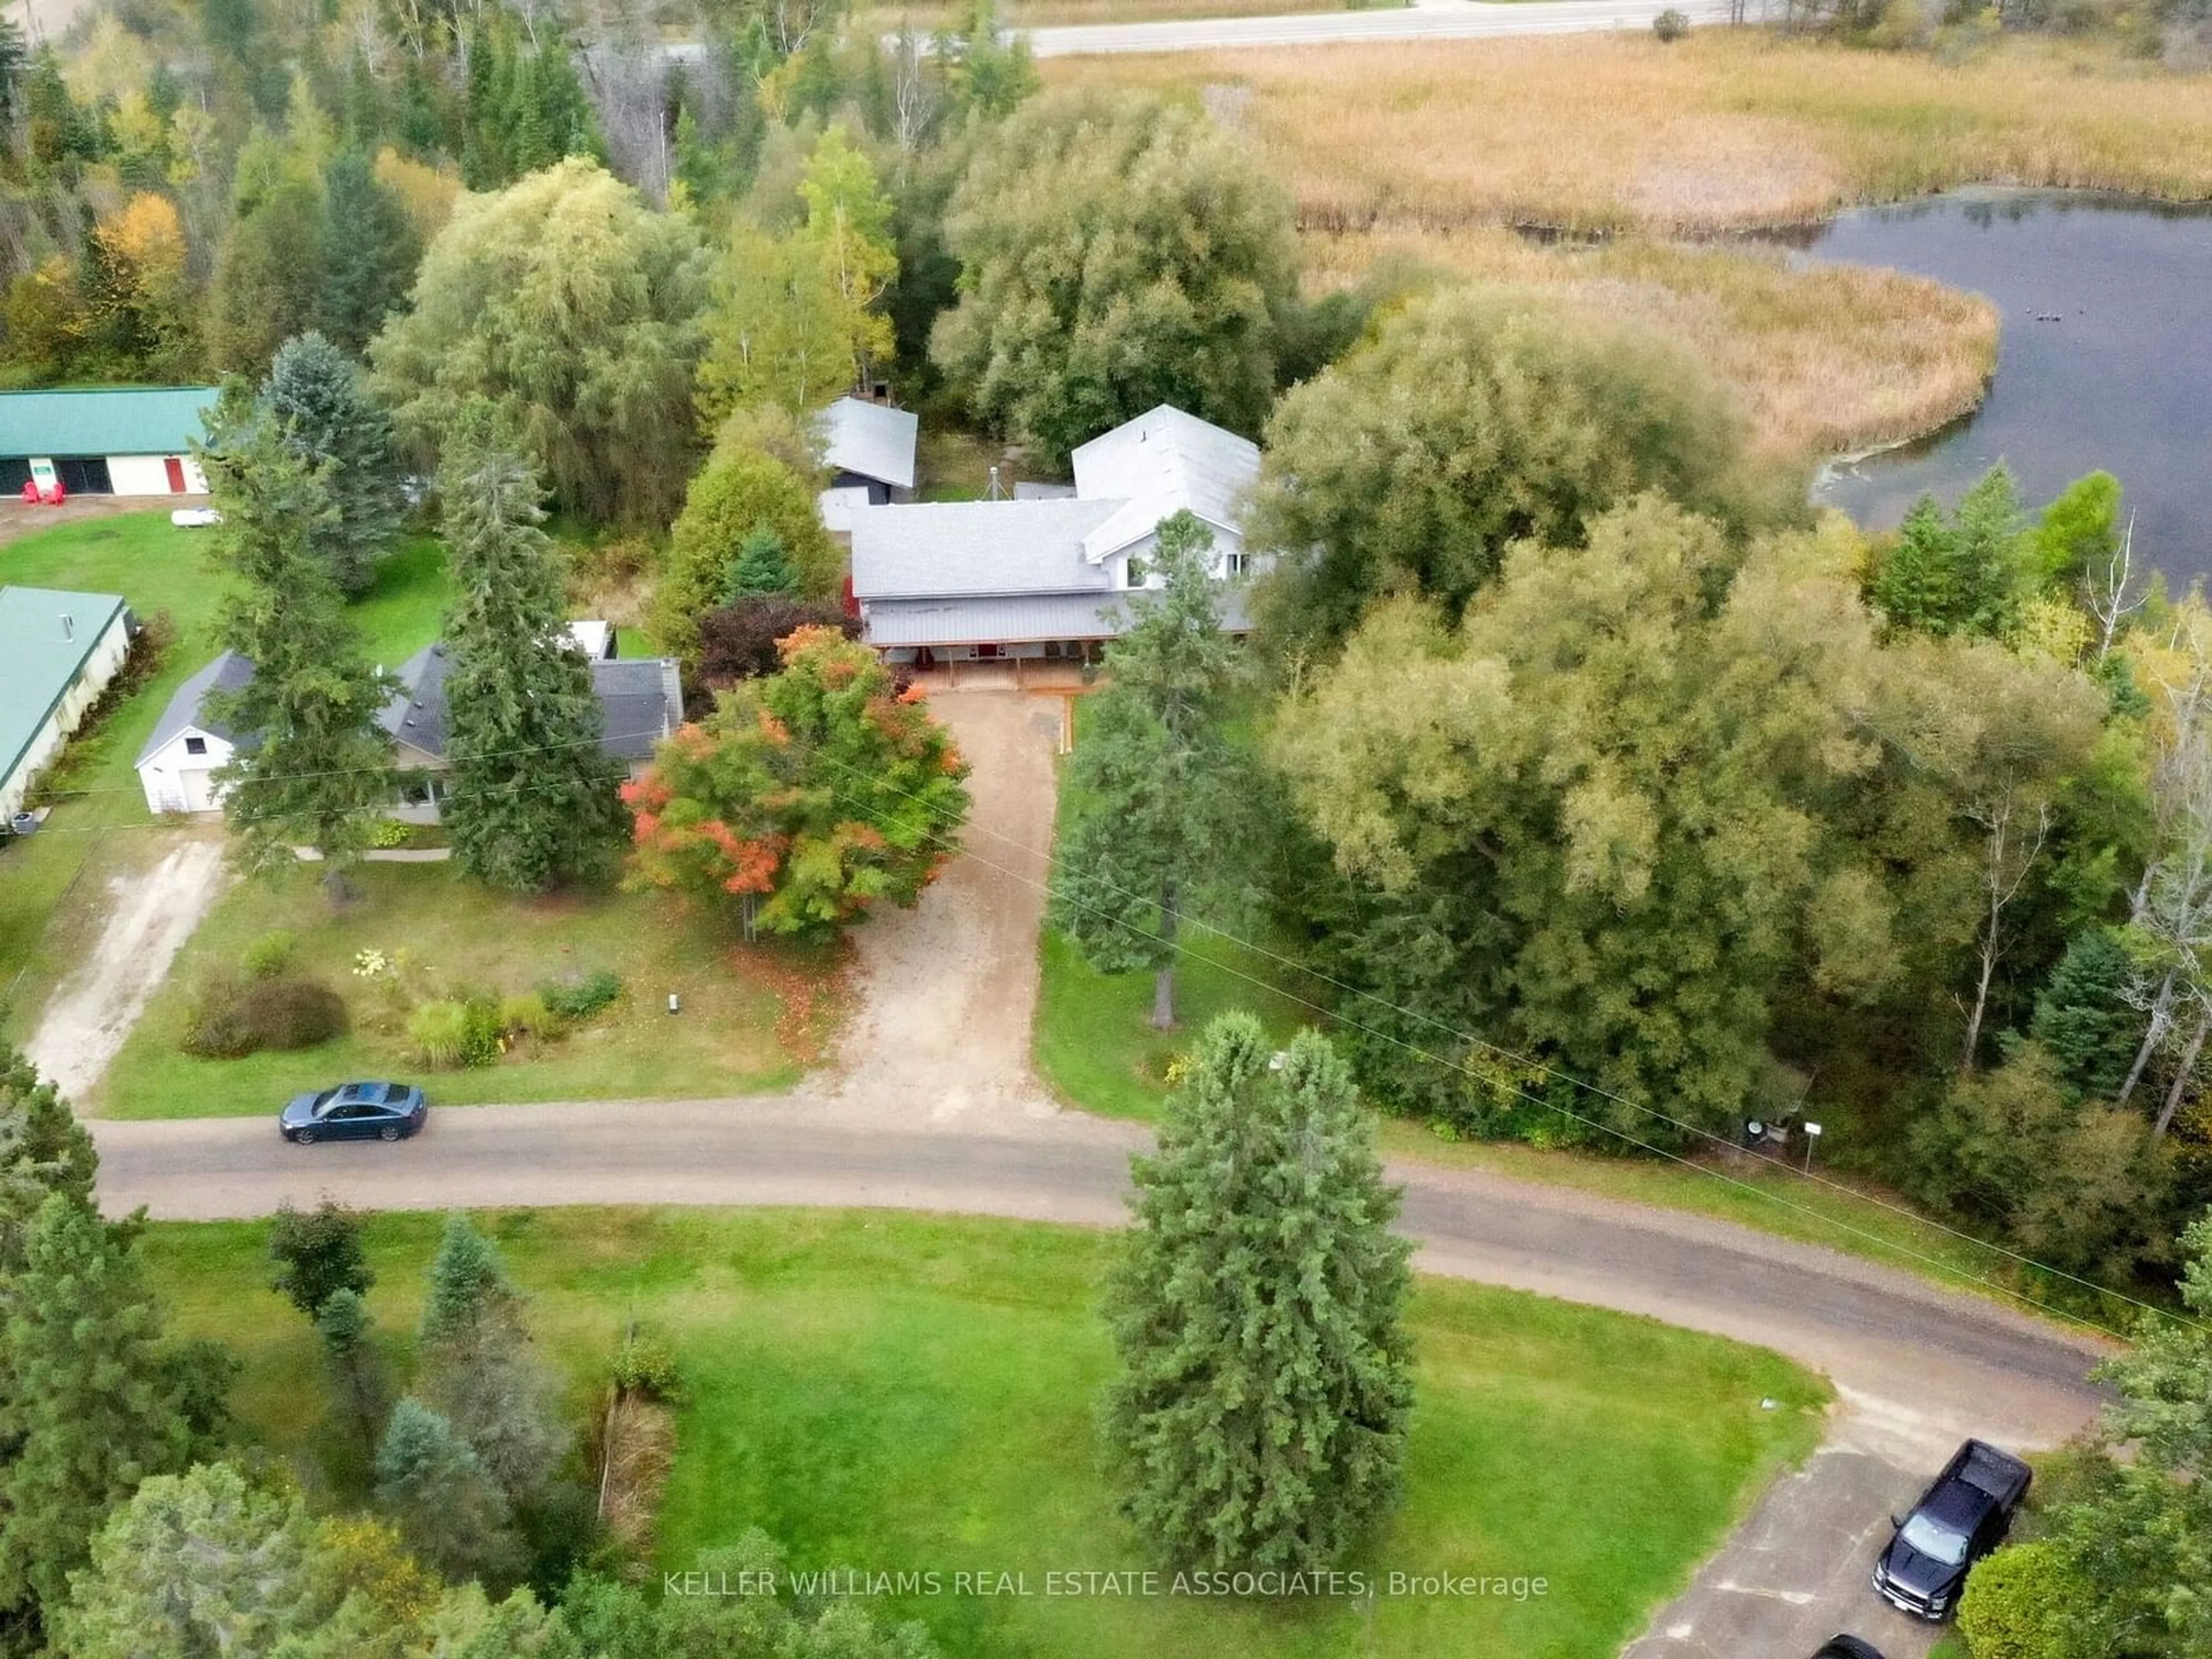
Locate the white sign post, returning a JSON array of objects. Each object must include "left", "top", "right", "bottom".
[{"left": 1802, "top": 1121, "right": 1823, "bottom": 1172}]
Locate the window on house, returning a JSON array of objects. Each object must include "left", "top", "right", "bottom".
[
  {"left": 183, "top": 735, "right": 207, "bottom": 756},
  {"left": 1043, "top": 640, "right": 1063, "bottom": 658},
  {"left": 1126, "top": 556, "right": 1149, "bottom": 588},
  {"left": 1224, "top": 552, "right": 1251, "bottom": 578},
  {"left": 975, "top": 643, "right": 1002, "bottom": 660}
]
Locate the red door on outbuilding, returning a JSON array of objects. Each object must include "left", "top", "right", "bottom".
[{"left": 164, "top": 456, "right": 187, "bottom": 492}]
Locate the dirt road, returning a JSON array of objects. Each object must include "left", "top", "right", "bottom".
[{"left": 26, "top": 830, "right": 229, "bottom": 1103}]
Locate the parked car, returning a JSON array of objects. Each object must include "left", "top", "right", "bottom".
[
  {"left": 1872, "top": 1439, "right": 2033, "bottom": 1620},
  {"left": 279, "top": 1081, "right": 427, "bottom": 1144},
  {"left": 1813, "top": 1638, "right": 1885, "bottom": 1659}
]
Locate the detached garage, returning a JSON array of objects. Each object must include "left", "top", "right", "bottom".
[{"left": 0, "top": 386, "right": 220, "bottom": 498}]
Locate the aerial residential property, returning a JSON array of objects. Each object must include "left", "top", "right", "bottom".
[
  {"left": 849, "top": 405, "right": 1260, "bottom": 666},
  {"left": 0, "top": 4, "right": 2202, "bottom": 1658}
]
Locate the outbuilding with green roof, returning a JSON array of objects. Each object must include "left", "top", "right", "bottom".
[
  {"left": 0, "top": 387, "right": 219, "bottom": 499},
  {"left": 1, "top": 585, "right": 135, "bottom": 824}
]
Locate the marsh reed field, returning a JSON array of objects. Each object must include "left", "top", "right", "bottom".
[
  {"left": 1050, "top": 32, "right": 2212, "bottom": 234},
  {"left": 1054, "top": 32, "right": 2212, "bottom": 458}
]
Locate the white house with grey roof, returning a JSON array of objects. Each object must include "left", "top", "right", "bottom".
[
  {"left": 849, "top": 405, "right": 1261, "bottom": 665},
  {"left": 3, "top": 585, "right": 134, "bottom": 823},
  {"left": 136, "top": 641, "right": 683, "bottom": 822}
]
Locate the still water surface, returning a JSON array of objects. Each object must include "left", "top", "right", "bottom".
[{"left": 1803, "top": 190, "right": 2212, "bottom": 585}]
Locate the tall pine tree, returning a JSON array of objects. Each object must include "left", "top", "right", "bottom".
[
  {"left": 317, "top": 153, "right": 422, "bottom": 357},
  {"left": 1104, "top": 1016, "right": 1414, "bottom": 1571},
  {"left": 0, "top": 1195, "right": 233, "bottom": 1642},
  {"left": 264, "top": 332, "right": 405, "bottom": 597},
  {"left": 1048, "top": 512, "right": 1256, "bottom": 1028},
  {"left": 0, "top": 1044, "right": 94, "bottom": 1275},
  {"left": 202, "top": 421, "right": 394, "bottom": 887},
  {"left": 438, "top": 437, "right": 626, "bottom": 892}
]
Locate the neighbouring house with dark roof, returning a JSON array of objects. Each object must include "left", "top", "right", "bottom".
[
  {"left": 135, "top": 639, "right": 683, "bottom": 822},
  {"left": 847, "top": 405, "right": 1262, "bottom": 666},
  {"left": 380, "top": 642, "right": 683, "bottom": 821},
  {"left": 2, "top": 585, "right": 135, "bottom": 823},
  {"left": 0, "top": 387, "right": 219, "bottom": 498}
]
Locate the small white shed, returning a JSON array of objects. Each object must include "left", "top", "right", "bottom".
[{"left": 134, "top": 650, "right": 253, "bottom": 815}]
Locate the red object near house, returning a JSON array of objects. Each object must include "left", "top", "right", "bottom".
[
  {"left": 43, "top": 482, "right": 65, "bottom": 506},
  {"left": 18, "top": 480, "right": 35, "bottom": 503},
  {"left": 164, "top": 456, "right": 187, "bottom": 492},
  {"left": 840, "top": 573, "right": 859, "bottom": 620}
]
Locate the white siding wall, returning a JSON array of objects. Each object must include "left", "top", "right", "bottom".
[
  {"left": 1110, "top": 524, "right": 1248, "bottom": 588},
  {"left": 107, "top": 453, "right": 206, "bottom": 496},
  {"left": 137, "top": 730, "right": 235, "bottom": 815},
  {"left": 0, "top": 608, "right": 132, "bottom": 821}
]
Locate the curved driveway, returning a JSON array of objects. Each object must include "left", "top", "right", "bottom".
[{"left": 93, "top": 1094, "right": 2107, "bottom": 1459}]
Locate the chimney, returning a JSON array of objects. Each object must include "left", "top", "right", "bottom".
[{"left": 59, "top": 613, "right": 73, "bottom": 642}]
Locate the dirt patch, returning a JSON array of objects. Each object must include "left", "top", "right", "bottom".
[
  {"left": 729, "top": 938, "right": 855, "bottom": 1064},
  {"left": 821, "top": 689, "right": 1071, "bottom": 1127},
  {"left": 25, "top": 831, "right": 230, "bottom": 1106},
  {"left": 0, "top": 495, "right": 204, "bottom": 551}
]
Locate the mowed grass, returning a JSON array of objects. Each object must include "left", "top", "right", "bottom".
[
  {"left": 96, "top": 861, "right": 820, "bottom": 1116},
  {"left": 0, "top": 513, "right": 451, "bottom": 1033},
  {"left": 142, "top": 1207, "right": 1828, "bottom": 1659},
  {"left": 1050, "top": 32, "right": 2212, "bottom": 235}
]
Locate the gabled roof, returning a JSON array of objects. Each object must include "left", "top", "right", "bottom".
[
  {"left": 135, "top": 649, "right": 255, "bottom": 767},
  {"left": 1069, "top": 405, "right": 1260, "bottom": 562},
  {"left": 1, "top": 585, "right": 129, "bottom": 786},
  {"left": 0, "top": 387, "right": 221, "bottom": 458},
  {"left": 851, "top": 498, "right": 1123, "bottom": 601},
  {"left": 819, "top": 396, "right": 918, "bottom": 491},
  {"left": 378, "top": 643, "right": 682, "bottom": 763}
]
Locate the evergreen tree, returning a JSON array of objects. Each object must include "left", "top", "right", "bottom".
[
  {"left": 1104, "top": 1016, "right": 1414, "bottom": 1571},
  {"left": 1869, "top": 467, "right": 2025, "bottom": 639},
  {"left": 202, "top": 422, "right": 394, "bottom": 885},
  {"left": 0, "top": 1044, "right": 94, "bottom": 1275},
  {"left": 374, "top": 1398, "right": 521, "bottom": 1584},
  {"left": 1049, "top": 513, "right": 1256, "bottom": 1029},
  {"left": 268, "top": 1196, "right": 375, "bottom": 1318},
  {"left": 206, "top": 177, "right": 329, "bottom": 377},
  {"left": 1870, "top": 494, "right": 1960, "bottom": 634},
  {"left": 318, "top": 151, "right": 422, "bottom": 356},
  {"left": 438, "top": 440, "right": 627, "bottom": 892},
  {"left": 52, "top": 1463, "right": 337, "bottom": 1659},
  {"left": 722, "top": 527, "right": 798, "bottom": 601},
  {"left": 0, "top": 1195, "right": 233, "bottom": 1639},
  {"left": 316, "top": 1287, "right": 389, "bottom": 1466},
  {"left": 414, "top": 1214, "right": 567, "bottom": 1508},
  {"left": 2029, "top": 928, "right": 2146, "bottom": 1101},
  {"left": 264, "top": 332, "right": 404, "bottom": 597}
]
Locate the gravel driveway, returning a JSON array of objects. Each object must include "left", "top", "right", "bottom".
[{"left": 26, "top": 830, "right": 230, "bottom": 1104}]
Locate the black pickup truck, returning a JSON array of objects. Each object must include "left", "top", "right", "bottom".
[{"left": 1872, "top": 1439, "right": 2033, "bottom": 1620}]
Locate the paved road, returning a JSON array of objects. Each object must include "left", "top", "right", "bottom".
[{"left": 1020, "top": 0, "right": 1741, "bottom": 58}]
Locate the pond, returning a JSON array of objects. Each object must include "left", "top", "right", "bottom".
[{"left": 1802, "top": 189, "right": 2212, "bottom": 587}]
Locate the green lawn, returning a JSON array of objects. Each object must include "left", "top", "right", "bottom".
[
  {"left": 97, "top": 861, "right": 817, "bottom": 1116},
  {"left": 143, "top": 1207, "right": 1827, "bottom": 1659},
  {"left": 0, "top": 514, "right": 454, "bottom": 1036}
]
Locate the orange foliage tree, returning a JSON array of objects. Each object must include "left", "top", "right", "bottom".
[{"left": 622, "top": 628, "right": 971, "bottom": 938}]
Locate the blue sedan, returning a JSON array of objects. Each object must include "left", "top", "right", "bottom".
[{"left": 279, "top": 1081, "right": 427, "bottom": 1145}]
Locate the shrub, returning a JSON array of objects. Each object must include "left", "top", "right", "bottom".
[
  {"left": 240, "top": 929, "right": 297, "bottom": 980},
  {"left": 409, "top": 1001, "right": 474, "bottom": 1069},
  {"left": 240, "top": 978, "right": 349, "bottom": 1051},
  {"left": 1653, "top": 7, "right": 1690, "bottom": 39},
  {"left": 180, "top": 971, "right": 257, "bottom": 1059},
  {"left": 1957, "top": 1540, "right": 2093, "bottom": 1658},
  {"left": 610, "top": 1335, "right": 685, "bottom": 1403},
  {"left": 369, "top": 819, "right": 411, "bottom": 850},
  {"left": 499, "top": 992, "right": 555, "bottom": 1039},
  {"left": 540, "top": 969, "right": 622, "bottom": 1022}
]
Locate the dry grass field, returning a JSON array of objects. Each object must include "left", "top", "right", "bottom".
[
  {"left": 1050, "top": 31, "right": 2212, "bottom": 234},
  {"left": 1305, "top": 226, "right": 1999, "bottom": 458},
  {"left": 1051, "top": 31, "right": 2212, "bottom": 459}
]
